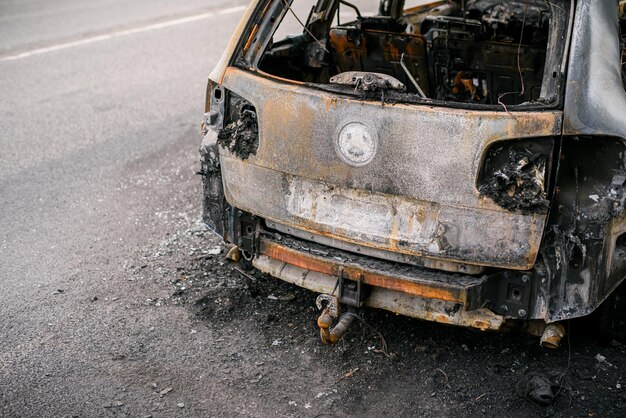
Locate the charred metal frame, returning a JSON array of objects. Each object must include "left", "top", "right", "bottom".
[
  {"left": 200, "top": 0, "right": 626, "bottom": 332},
  {"left": 237, "top": 0, "right": 571, "bottom": 111}
]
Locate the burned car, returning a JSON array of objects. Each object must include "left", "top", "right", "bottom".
[{"left": 201, "top": 0, "right": 626, "bottom": 347}]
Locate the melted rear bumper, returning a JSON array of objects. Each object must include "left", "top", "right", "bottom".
[{"left": 253, "top": 234, "right": 506, "bottom": 331}]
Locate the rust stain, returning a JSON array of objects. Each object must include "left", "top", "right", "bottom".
[
  {"left": 404, "top": 0, "right": 447, "bottom": 14},
  {"left": 525, "top": 219, "right": 542, "bottom": 267},
  {"left": 323, "top": 96, "right": 339, "bottom": 111},
  {"left": 254, "top": 69, "right": 307, "bottom": 85},
  {"left": 472, "top": 320, "right": 491, "bottom": 331},
  {"left": 259, "top": 1, "right": 271, "bottom": 18},
  {"left": 260, "top": 239, "right": 466, "bottom": 304},
  {"left": 243, "top": 25, "right": 259, "bottom": 52},
  {"left": 434, "top": 314, "right": 451, "bottom": 324}
]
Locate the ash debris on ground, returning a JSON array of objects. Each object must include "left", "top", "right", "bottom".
[
  {"left": 122, "top": 210, "right": 626, "bottom": 417},
  {"left": 480, "top": 148, "right": 549, "bottom": 213},
  {"left": 217, "top": 108, "right": 258, "bottom": 160}
]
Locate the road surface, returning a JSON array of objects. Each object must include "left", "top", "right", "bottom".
[{"left": 1, "top": 1, "right": 625, "bottom": 417}]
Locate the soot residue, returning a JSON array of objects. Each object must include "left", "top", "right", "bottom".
[
  {"left": 217, "top": 108, "right": 259, "bottom": 160},
  {"left": 479, "top": 148, "right": 549, "bottom": 213}
]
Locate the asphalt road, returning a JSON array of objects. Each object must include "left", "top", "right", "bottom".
[
  {"left": 0, "top": 0, "right": 250, "bottom": 415},
  {"left": 1, "top": 1, "right": 625, "bottom": 417}
]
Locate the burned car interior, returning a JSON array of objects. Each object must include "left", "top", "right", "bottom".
[{"left": 256, "top": 0, "right": 565, "bottom": 108}]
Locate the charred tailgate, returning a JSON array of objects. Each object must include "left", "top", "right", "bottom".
[{"left": 217, "top": 67, "right": 562, "bottom": 270}]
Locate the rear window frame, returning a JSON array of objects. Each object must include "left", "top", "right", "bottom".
[{"left": 234, "top": 0, "right": 573, "bottom": 112}]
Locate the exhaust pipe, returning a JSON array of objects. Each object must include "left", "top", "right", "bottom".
[
  {"left": 540, "top": 323, "right": 566, "bottom": 349},
  {"left": 317, "top": 310, "right": 356, "bottom": 345}
]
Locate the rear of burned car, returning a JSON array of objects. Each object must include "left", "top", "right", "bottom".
[{"left": 200, "top": 0, "right": 626, "bottom": 344}]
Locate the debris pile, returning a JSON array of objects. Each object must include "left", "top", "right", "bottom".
[{"left": 516, "top": 372, "right": 560, "bottom": 405}]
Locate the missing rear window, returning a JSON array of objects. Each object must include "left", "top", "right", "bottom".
[{"left": 248, "top": 0, "right": 569, "bottom": 110}]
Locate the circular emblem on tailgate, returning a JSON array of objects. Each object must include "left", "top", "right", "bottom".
[{"left": 336, "top": 122, "right": 377, "bottom": 167}]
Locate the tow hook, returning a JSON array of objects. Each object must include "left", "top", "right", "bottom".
[{"left": 316, "top": 294, "right": 356, "bottom": 345}]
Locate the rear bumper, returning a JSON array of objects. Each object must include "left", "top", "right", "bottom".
[{"left": 253, "top": 234, "right": 509, "bottom": 331}]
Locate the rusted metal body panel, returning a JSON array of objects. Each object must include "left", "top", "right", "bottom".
[{"left": 219, "top": 67, "right": 561, "bottom": 270}]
